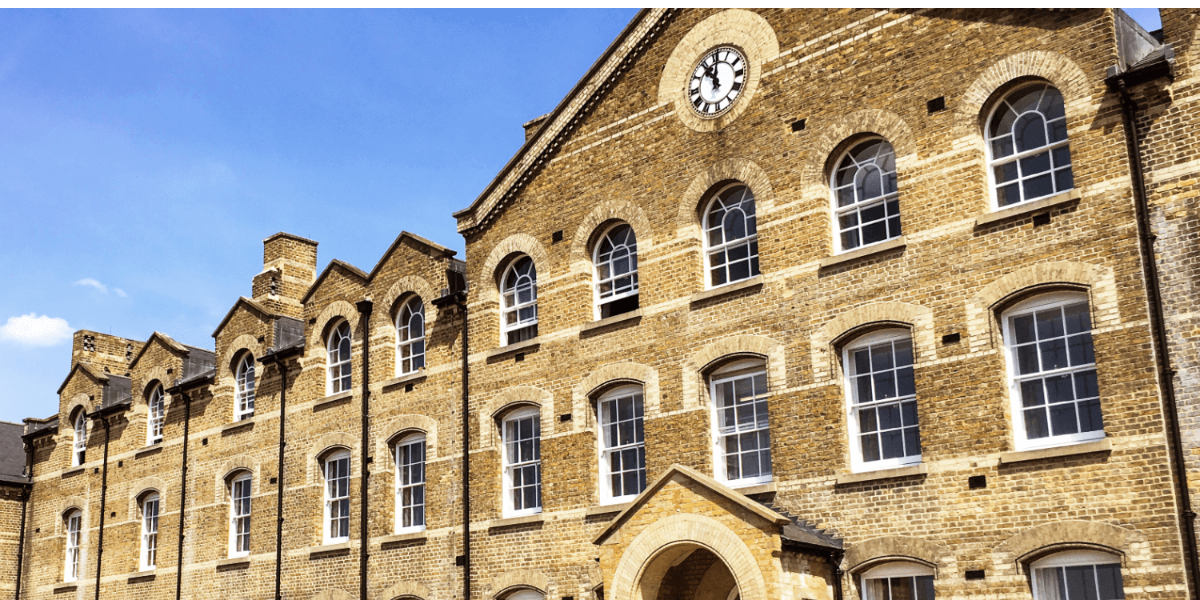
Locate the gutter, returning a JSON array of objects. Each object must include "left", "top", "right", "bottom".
[
  {"left": 259, "top": 342, "right": 303, "bottom": 600},
  {"left": 355, "top": 299, "right": 374, "bottom": 600}
]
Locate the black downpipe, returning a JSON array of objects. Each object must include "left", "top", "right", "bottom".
[
  {"left": 831, "top": 550, "right": 844, "bottom": 600},
  {"left": 174, "top": 393, "right": 192, "bottom": 600},
  {"left": 263, "top": 351, "right": 293, "bottom": 600},
  {"left": 355, "top": 300, "right": 373, "bottom": 600},
  {"left": 14, "top": 440, "right": 34, "bottom": 600},
  {"left": 93, "top": 415, "right": 112, "bottom": 600},
  {"left": 1115, "top": 78, "right": 1200, "bottom": 599},
  {"left": 458, "top": 294, "right": 470, "bottom": 600}
]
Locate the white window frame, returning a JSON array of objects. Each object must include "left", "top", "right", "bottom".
[
  {"left": 322, "top": 450, "right": 351, "bottom": 545},
  {"left": 396, "top": 297, "right": 426, "bottom": 376},
  {"left": 593, "top": 223, "right": 640, "bottom": 320},
  {"left": 709, "top": 359, "right": 772, "bottom": 488},
  {"left": 507, "top": 591, "right": 545, "bottom": 600},
  {"left": 501, "top": 407, "right": 542, "bottom": 517},
  {"left": 72, "top": 412, "right": 87, "bottom": 467},
  {"left": 501, "top": 257, "right": 538, "bottom": 346},
  {"left": 326, "top": 321, "right": 352, "bottom": 396},
  {"left": 830, "top": 138, "right": 902, "bottom": 254},
  {"left": 1030, "top": 550, "right": 1124, "bottom": 600},
  {"left": 1002, "top": 292, "right": 1104, "bottom": 451},
  {"left": 139, "top": 493, "right": 159, "bottom": 571},
  {"left": 235, "top": 354, "right": 256, "bottom": 421},
  {"left": 393, "top": 432, "right": 426, "bottom": 534},
  {"left": 859, "top": 561, "right": 935, "bottom": 600},
  {"left": 228, "top": 472, "right": 251, "bottom": 558},
  {"left": 64, "top": 509, "right": 82, "bottom": 582},
  {"left": 985, "top": 82, "right": 1073, "bottom": 210},
  {"left": 703, "top": 183, "right": 760, "bottom": 289},
  {"left": 597, "top": 385, "right": 646, "bottom": 505},
  {"left": 147, "top": 385, "right": 165, "bottom": 446},
  {"left": 844, "top": 329, "right": 921, "bottom": 473}
]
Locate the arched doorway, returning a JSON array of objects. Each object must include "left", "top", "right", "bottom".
[{"left": 634, "top": 543, "right": 739, "bottom": 600}]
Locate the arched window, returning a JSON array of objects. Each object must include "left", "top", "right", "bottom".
[
  {"left": 986, "top": 82, "right": 1073, "bottom": 207},
  {"left": 229, "top": 472, "right": 251, "bottom": 558},
  {"left": 507, "top": 591, "right": 545, "bottom": 600},
  {"left": 704, "top": 184, "right": 760, "bottom": 288},
  {"left": 235, "top": 354, "right": 256, "bottom": 422},
  {"left": 594, "top": 224, "right": 639, "bottom": 319},
  {"left": 323, "top": 450, "right": 351, "bottom": 544},
  {"left": 844, "top": 330, "right": 921, "bottom": 472},
  {"left": 139, "top": 492, "right": 160, "bottom": 571},
  {"left": 147, "top": 385, "right": 165, "bottom": 446},
  {"left": 326, "top": 321, "right": 352, "bottom": 395},
  {"left": 597, "top": 385, "right": 646, "bottom": 503},
  {"left": 396, "top": 297, "right": 426, "bottom": 376},
  {"left": 393, "top": 432, "right": 426, "bottom": 533},
  {"left": 1031, "top": 550, "right": 1124, "bottom": 600},
  {"left": 502, "top": 406, "right": 541, "bottom": 517},
  {"left": 832, "top": 139, "right": 901, "bottom": 253},
  {"left": 64, "top": 509, "right": 82, "bottom": 582},
  {"left": 501, "top": 257, "right": 538, "bottom": 345},
  {"left": 1002, "top": 292, "right": 1102, "bottom": 450},
  {"left": 72, "top": 411, "right": 87, "bottom": 467},
  {"left": 709, "top": 359, "right": 771, "bottom": 486},
  {"left": 859, "top": 562, "right": 934, "bottom": 600}
]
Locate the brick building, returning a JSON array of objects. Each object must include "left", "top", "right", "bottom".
[{"left": 7, "top": 8, "right": 1200, "bottom": 600}]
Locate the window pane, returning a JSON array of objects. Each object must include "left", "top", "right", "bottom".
[
  {"left": 1025, "top": 406, "right": 1050, "bottom": 439},
  {"left": 1064, "top": 566, "right": 1098, "bottom": 600}
]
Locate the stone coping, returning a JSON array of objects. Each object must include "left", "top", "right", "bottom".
[
  {"left": 313, "top": 391, "right": 353, "bottom": 411},
  {"left": 488, "top": 512, "right": 544, "bottom": 529},
  {"left": 134, "top": 443, "right": 163, "bottom": 459},
  {"left": 732, "top": 481, "right": 778, "bottom": 496},
  {"left": 381, "top": 370, "right": 427, "bottom": 390},
  {"left": 127, "top": 572, "right": 156, "bottom": 584},
  {"left": 52, "top": 583, "right": 78, "bottom": 593},
  {"left": 61, "top": 467, "right": 85, "bottom": 479},
  {"left": 308, "top": 542, "right": 351, "bottom": 559},
  {"left": 485, "top": 337, "right": 541, "bottom": 362},
  {"left": 221, "top": 418, "right": 255, "bottom": 435},
  {"left": 819, "top": 236, "right": 907, "bottom": 269},
  {"left": 836, "top": 463, "right": 928, "bottom": 485},
  {"left": 975, "top": 188, "right": 1081, "bottom": 228},
  {"left": 216, "top": 556, "right": 250, "bottom": 570},
  {"left": 999, "top": 438, "right": 1111, "bottom": 465},
  {"left": 689, "top": 275, "right": 764, "bottom": 306},
  {"left": 586, "top": 501, "right": 633, "bottom": 517},
  {"left": 379, "top": 531, "right": 428, "bottom": 546},
  {"left": 580, "top": 309, "right": 642, "bottom": 336}
]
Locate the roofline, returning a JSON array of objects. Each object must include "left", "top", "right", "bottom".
[
  {"left": 299, "top": 259, "right": 370, "bottom": 305},
  {"left": 212, "top": 296, "right": 280, "bottom": 339},
  {"left": 56, "top": 361, "right": 108, "bottom": 395},
  {"left": 264, "top": 231, "right": 318, "bottom": 246},
  {"left": 364, "top": 231, "right": 458, "bottom": 281},
  {"left": 128, "top": 331, "right": 190, "bottom": 369}
]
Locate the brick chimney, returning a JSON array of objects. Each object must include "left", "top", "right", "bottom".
[{"left": 253, "top": 232, "right": 318, "bottom": 318}]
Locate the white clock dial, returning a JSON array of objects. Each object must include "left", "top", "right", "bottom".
[{"left": 688, "top": 47, "right": 747, "bottom": 117}]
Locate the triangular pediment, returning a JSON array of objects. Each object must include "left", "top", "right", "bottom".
[
  {"left": 212, "top": 296, "right": 278, "bottom": 338},
  {"left": 366, "top": 231, "right": 457, "bottom": 281},
  {"left": 300, "top": 259, "right": 369, "bottom": 305},
  {"left": 56, "top": 361, "right": 109, "bottom": 395},
  {"left": 128, "top": 332, "right": 189, "bottom": 369}
]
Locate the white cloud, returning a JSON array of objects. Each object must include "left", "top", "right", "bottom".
[
  {"left": 114, "top": 288, "right": 127, "bottom": 298},
  {"left": 0, "top": 313, "right": 73, "bottom": 347},
  {"left": 74, "top": 278, "right": 108, "bottom": 293}
]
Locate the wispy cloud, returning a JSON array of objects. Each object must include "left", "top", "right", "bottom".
[
  {"left": 0, "top": 313, "right": 73, "bottom": 347},
  {"left": 75, "top": 277, "right": 126, "bottom": 298}
]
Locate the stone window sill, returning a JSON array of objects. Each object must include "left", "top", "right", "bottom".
[
  {"left": 221, "top": 418, "right": 255, "bottom": 435},
  {"left": 690, "top": 275, "right": 764, "bottom": 307},
  {"left": 134, "top": 443, "right": 163, "bottom": 459},
  {"left": 819, "top": 236, "right": 907, "bottom": 270},
  {"left": 216, "top": 556, "right": 250, "bottom": 571},
  {"left": 313, "top": 391, "right": 353, "bottom": 411},
  {"left": 382, "top": 370, "right": 426, "bottom": 390},
  {"left": 975, "top": 188, "right": 1081, "bottom": 228},
  {"left": 999, "top": 438, "right": 1111, "bottom": 465},
  {"left": 488, "top": 513, "right": 544, "bottom": 529},
  {"left": 586, "top": 501, "right": 633, "bottom": 517},
  {"left": 733, "top": 482, "right": 778, "bottom": 496},
  {"left": 53, "top": 583, "right": 78, "bottom": 593},
  {"left": 486, "top": 337, "right": 541, "bottom": 362},
  {"left": 836, "top": 463, "right": 927, "bottom": 485},
  {"left": 308, "top": 542, "right": 351, "bottom": 559},
  {"left": 580, "top": 309, "right": 642, "bottom": 337},
  {"left": 62, "top": 467, "right": 85, "bottom": 479},
  {"left": 127, "top": 572, "right": 156, "bottom": 584},
  {"left": 379, "top": 530, "right": 427, "bottom": 546}
]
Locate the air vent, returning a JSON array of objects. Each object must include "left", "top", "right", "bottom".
[
  {"left": 405, "top": 383, "right": 414, "bottom": 393},
  {"left": 559, "top": 413, "right": 573, "bottom": 422},
  {"left": 968, "top": 475, "right": 986, "bottom": 489},
  {"left": 1033, "top": 213, "right": 1052, "bottom": 227},
  {"left": 515, "top": 353, "right": 525, "bottom": 363},
  {"left": 552, "top": 230, "right": 564, "bottom": 243},
  {"left": 965, "top": 570, "right": 985, "bottom": 580},
  {"left": 942, "top": 332, "right": 961, "bottom": 345},
  {"left": 791, "top": 119, "right": 807, "bottom": 132},
  {"left": 927, "top": 96, "right": 946, "bottom": 113}
]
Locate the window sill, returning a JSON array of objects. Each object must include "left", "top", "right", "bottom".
[
  {"left": 733, "top": 482, "right": 777, "bottom": 496},
  {"left": 586, "top": 501, "right": 633, "bottom": 517},
  {"left": 999, "top": 438, "right": 1111, "bottom": 465},
  {"left": 836, "top": 463, "right": 927, "bottom": 485},
  {"left": 819, "top": 236, "right": 907, "bottom": 270},
  {"left": 127, "top": 572, "right": 156, "bottom": 584},
  {"left": 489, "top": 512, "right": 544, "bottom": 530},
  {"left": 216, "top": 556, "right": 250, "bottom": 571},
  {"left": 134, "top": 443, "right": 163, "bottom": 459},
  {"left": 313, "top": 391, "right": 353, "bottom": 411},
  {"left": 486, "top": 337, "right": 541, "bottom": 362},
  {"left": 53, "top": 583, "right": 78, "bottom": 593},
  {"left": 308, "top": 542, "right": 351, "bottom": 559},
  {"left": 381, "top": 370, "right": 426, "bottom": 391},
  {"left": 580, "top": 309, "right": 642, "bottom": 338},
  {"left": 379, "top": 530, "right": 428, "bottom": 547},
  {"left": 221, "top": 418, "right": 255, "bottom": 436},
  {"left": 62, "top": 467, "right": 85, "bottom": 479},
  {"left": 690, "top": 275, "right": 764, "bottom": 307},
  {"left": 975, "top": 188, "right": 1081, "bottom": 228}
]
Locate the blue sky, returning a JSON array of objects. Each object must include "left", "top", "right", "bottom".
[{"left": 0, "top": 9, "right": 1164, "bottom": 424}]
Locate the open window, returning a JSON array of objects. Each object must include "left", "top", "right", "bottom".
[
  {"left": 703, "top": 183, "right": 760, "bottom": 288},
  {"left": 859, "top": 562, "right": 934, "bottom": 600},
  {"left": 594, "top": 223, "right": 639, "bottom": 319},
  {"left": 147, "top": 384, "right": 165, "bottom": 446},
  {"left": 71, "top": 410, "right": 87, "bottom": 467},
  {"left": 235, "top": 354, "right": 256, "bottom": 421}
]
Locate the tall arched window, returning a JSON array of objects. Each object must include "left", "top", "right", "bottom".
[
  {"left": 139, "top": 492, "right": 160, "bottom": 571},
  {"left": 326, "top": 321, "right": 352, "bottom": 395},
  {"left": 323, "top": 450, "right": 351, "bottom": 544},
  {"left": 235, "top": 354, "right": 256, "bottom": 421},
  {"left": 709, "top": 358, "right": 771, "bottom": 487},
  {"left": 597, "top": 385, "right": 646, "bottom": 503},
  {"left": 501, "top": 257, "right": 538, "bottom": 345},
  {"left": 832, "top": 139, "right": 901, "bottom": 253},
  {"left": 987, "top": 82, "right": 1073, "bottom": 207},
  {"left": 229, "top": 472, "right": 252, "bottom": 558},
  {"left": 704, "top": 184, "right": 760, "bottom": 288},
  {"left": 147, "top": 385, "right": 165, "bottom": 446},
  {"left": 393, "top": 432, "right": 426, "bottom": 533},
  {"left": 64, "top": 509, "right": 82, "bottom": 582},
  {"left": 844, "top": 329, "right": 921, "bottom": 472},
  {"left": 859, "top": 562, "right": 935, "bottom": 600},
  {"left": 396, "top": 297, "right": 426, "bottom": 376},
  {"left": 594, "top": 224, "right": 639, "bottom": 319},
  {"left": 502, "top": 406, "right": 541, "bottom": 517},
  {"left": 1031, "top": 550, "right": 1124, "bottom": 600},
  {"left": 72, "top": 411, "right": 87, "bottom": 467}
]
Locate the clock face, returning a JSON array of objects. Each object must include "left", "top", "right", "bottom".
[{"left": 689, "top": 47, "right": 747, "bottom": 117}]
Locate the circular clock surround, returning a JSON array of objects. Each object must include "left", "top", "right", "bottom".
[{"left": 688, "top": 46, "right": 748, "bottom": 118}]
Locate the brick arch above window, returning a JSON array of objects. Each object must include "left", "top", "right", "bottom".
[
  {"left": 381, "top": 580, "right": 432, "bottom": 600},
  {"left": 139, "top": 367, "right": 171, "bottom": 409},
  {"left": 567, "top": 199, "right": 655, "bottom": 277},
  {"left": 62, "top": 393, "right": 92, "bottom": 429},
  {"left": 378, "top": 276, "right": 440, "bottom": 332},
  {"left": 127, "top": 477, "right": 167, "bottom": 520},
  {"left": 678, "top": 158, "right": 777, "bottom": 236},
  {"left": 376, "top": 414, "right": 439, "bottom": 465},
  {"left": 224, "top": 335, "right": 262, "bottom": 378},
  {"left": 309, "top": 301, "right": 359, "bottom": 351},
  {"left": 58, "top": 496, "right": 87, "bottom": 533},
  {"left": 799, "top": 109, "right": 918, "bottom": 198},
  {"left": 307, "top": 431, "right": 357, "bottom": 484},
  {"left": 842, "top": 535, "right": 950, "bottom": 575},
  {"left": 490, "top": 569, "right": 550, "bottom": 599},
  {"left": 214, "top": 455, "right": 260, "bottom": 502},
  {"left": 954, "top": 50, "right": 1092, "bottom": 141},
  {"left": 992, "top": 520, "right": 1145, "bottom": 569},
  {"left": 811, "top": 301, "right": 935, "bottom": 384},
  {"left": 479, "top": 234, "right": 549, "bottom": 306},
  {"left": 571, "top": 362, "right": 661, "bottom": 430},
  {"left": 479, "top": 386, "right": 554, "bottom": 450},
  {"left": 682, "top": 334, "right": 784, "bottom": 410}
]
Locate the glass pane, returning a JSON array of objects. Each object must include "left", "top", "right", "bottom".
[
  {"left": 1064, "top": 566, "right": 1098, "bottom": 600},
  {"left": 1025, "top": 406, "right": 1049, "bottom": 439},
  {"left": 1013, "top": 314, "right": 1036, "bottom": 344},
  {"left": 1049, "top": 402, "right": 1079, "bottom": 436},
  {"left": 862, "top": 434, "right": 880, "bottom": 462},
  {"left": 1020, "top": 150, "right": 1051, "bottom": 177},
  {"left": 881, "top": 429, "right": 904, "bottom": 459},
  {"left": 1079, "top": 398, "right": 1104, "bottom": 432},
  {"left": 1096, "top": 564, "right": 1124, "bottom": 600},
  {"left": 1023, "top": 173, "right": 1054, "bottom": 201}
]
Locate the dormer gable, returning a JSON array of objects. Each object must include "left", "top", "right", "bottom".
[
  {"left": 212, "top": 296, "right": 279, "bottom": 339},
  {"left": 128, "top": 331, "right": 189, "bottom": 370},
  {"left": 56, "top": 361, "right": 108, "bottom": 396},
  {"left": 300, "top": 259, "right": 369, "bottom": 305},
  {"left": 365, "top": 231, "right": 458, "bottom": 281}
]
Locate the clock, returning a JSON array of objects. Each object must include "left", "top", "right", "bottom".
[{"left": 688, "top": 47, "right": 747, "bottom": 117}]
